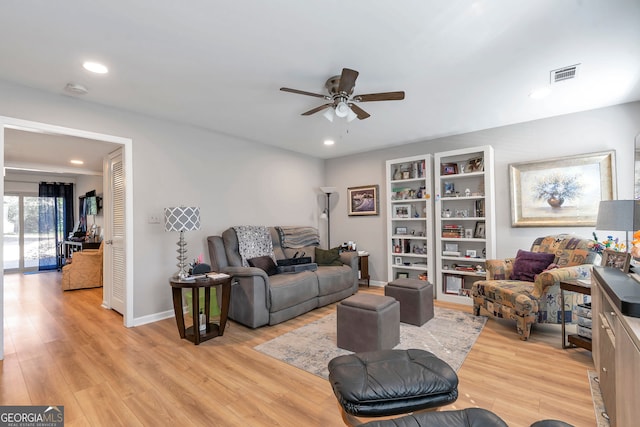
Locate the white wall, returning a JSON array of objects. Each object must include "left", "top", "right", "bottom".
[
  {"left": 326, "top": 102, "right": 640, "bottom": 283},
  {"left": 0, "top": 80, "right": 324, "bottom": 322}
]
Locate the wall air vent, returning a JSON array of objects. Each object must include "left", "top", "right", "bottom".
[{"left": 550, "top": 64, "right": 580, "bottom": 84}]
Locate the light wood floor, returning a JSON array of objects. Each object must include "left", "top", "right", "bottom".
[{"left": 1, "top": 273, "right": 597, "bottom": 426}]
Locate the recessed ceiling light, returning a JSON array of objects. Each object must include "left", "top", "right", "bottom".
[
  {"left": 324, "top": 140, "right": 335, "bottom": 146},
  {"left": 83, "top": 61, "right": 108, "bottom": 74},
  {"left": 529, "top": 86, "right": 551, "bottom": 99},
  {"left": 70, "top": 159, "right": 84, "bottom": 165}
]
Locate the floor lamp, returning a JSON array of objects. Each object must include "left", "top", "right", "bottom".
[
  {"left": 320, "top": 187, "right": 336, "bottom": 249},
  {"left": 595, "top": 200, "right": 640, "bottom": 252}
]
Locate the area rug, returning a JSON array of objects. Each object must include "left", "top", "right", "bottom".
[
  {"left": 254, "top": 306, "right": 486, "bottom": 380},
  {"left": 588, "top": 370, "right": 611, "bottom": 427}
]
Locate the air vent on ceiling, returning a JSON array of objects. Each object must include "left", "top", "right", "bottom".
[{"left": 550, "top": 64, "right": 580, "bottom": 84}]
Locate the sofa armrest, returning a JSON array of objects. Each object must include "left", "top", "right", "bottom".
[
  {"left": 222, "top": 265, "right": 268, "bottom": 280},
  {"left": 219, "top": 265, "right": 271, "bottom": 328},
  {"left": 533, "top": 264, "right": 593, "bottom": 298},
  {"left": 340, "top": 251, "right": 359, "bottom": 271},
  {"left": 485, "top": 258, "right": 515, "bottom": 280}
]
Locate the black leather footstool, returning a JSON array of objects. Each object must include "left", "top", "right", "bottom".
[
  {"left": 360, "top": 408, "right": 508, "bottom": 427},
  {"left": 530, "top": 421, "right": 574, "bottom": 427},
  {"left": 328, "top": 349, "right": 458, "bottom": 418}
]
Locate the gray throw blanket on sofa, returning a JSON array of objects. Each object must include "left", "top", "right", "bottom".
[
  {"left": 276, "top": 226, "right": 320, "bottom": 248},
  {"left": 233, "top": 225, "right": 274, "bottom": 267}
]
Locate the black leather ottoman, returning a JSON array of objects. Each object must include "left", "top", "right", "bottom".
[
  {"left": 328, "top": 349, "right": 458, "bottom": 417},
  {"left": 360, "top": 408, "right": 508, "bottom": 427},
  {"left": 530, "top": 421, "right": 574, "bottom": 427}
]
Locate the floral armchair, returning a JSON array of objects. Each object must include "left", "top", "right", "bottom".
[{"left": 471, "top": 234, "right": 597, "bottom": 340}]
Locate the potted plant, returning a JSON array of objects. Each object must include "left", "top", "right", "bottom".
[{"left": 533, "top": 173, "right": 582, "bottom": 207}]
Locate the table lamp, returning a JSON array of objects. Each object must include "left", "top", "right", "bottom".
[
  {"left": 164, "top": 206, "right": 201, "bottom": 279},
  {"left": 595, "top": 200, "right": 640, "bottom": 251}
]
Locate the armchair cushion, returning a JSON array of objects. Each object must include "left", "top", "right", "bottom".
[{"left": 511, "top": 250, "right": 556, "bottom": 282}]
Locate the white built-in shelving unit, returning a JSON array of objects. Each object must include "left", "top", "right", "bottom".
[
  {"left": 385, "top": 155, "right": 434, "bottom": 284},
  {"left": 434, "top": 146, "right": 496, "bottom": 304}
]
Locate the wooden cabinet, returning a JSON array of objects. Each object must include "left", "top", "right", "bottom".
[
  {"left": 434, "top": 146, "right": 495, "bottom": 304},
  {"left": 385, "top": 155, "right": 433, "bottom": 283},
  {"left": 592, "top": 267, "right": 640, "bottom": 426}
]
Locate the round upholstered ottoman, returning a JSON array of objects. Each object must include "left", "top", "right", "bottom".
[
  {"left": 328, "top": 349, "right": 458, "bottom": 417},
  {"left": 385, "top": 278, "right": 434, "bottom": 326},
  {"left": 337, "top": 293, "right": 400, "bottom": 353}
]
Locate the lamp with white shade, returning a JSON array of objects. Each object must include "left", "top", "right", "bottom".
[
  {"left": 164, "top": 206, "right": 201, "bottom": 280},
  {"left": 320, "top": 186, "right": 336, "bottom": 248},
  {"left": 595, "top": 200, "right": 640, "bottom": 252}
]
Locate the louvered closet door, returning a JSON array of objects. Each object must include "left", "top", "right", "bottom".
[{"left": 106, "top": 148, "right": 126, "bottom": 314}]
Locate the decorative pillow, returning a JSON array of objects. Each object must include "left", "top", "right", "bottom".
[
  {"left": 248, "top": 256, "right": 278, "bottom": 276},
  {"left": 315, "top": 247, "right": 342, "bottom": 266},
  {"left": 511, "top": 250, "right": 556, "bottom": 282}
]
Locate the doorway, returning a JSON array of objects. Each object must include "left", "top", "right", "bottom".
[
  {"left": 0, "top": 116, "right": 134, "bottom": 361},
  {"left": 3, "top": 193, "right": 39, "bottom": 272}
]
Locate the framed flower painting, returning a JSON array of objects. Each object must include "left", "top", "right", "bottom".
[{"left": 509, "top": 151, "right": 616, "bottom": 227}]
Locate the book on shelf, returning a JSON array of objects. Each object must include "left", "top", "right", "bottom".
[
  {"left": 442, "top": 251, "right": 461, "bottom": 256},
  {"left": 442, "top": 232, "right": 463, "bottom": 238}
]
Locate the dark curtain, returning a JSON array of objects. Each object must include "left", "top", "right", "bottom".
[{"left": 38, "top": 182, "right": 74, "bottom": 270}]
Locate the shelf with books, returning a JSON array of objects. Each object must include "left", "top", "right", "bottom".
[
  {"left": 386, "top": 155, "right": 433, "bottom": 284},
  {"left": 435, "top": 146, "right": 495, "bottom": 304}
]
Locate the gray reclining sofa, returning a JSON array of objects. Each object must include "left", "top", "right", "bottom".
[{"left": 207, "top": 226, "right": 359, "bottom": 328}]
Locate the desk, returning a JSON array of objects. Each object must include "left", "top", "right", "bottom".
[
  {"left": 560, "top": 279, "right": 592, "bottom": 351},
  {"left": 170, "top": 274, "right": 231, "bottom": 345}
]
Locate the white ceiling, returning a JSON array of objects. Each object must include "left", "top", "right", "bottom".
[{"left": 2, "top": 0, "right": 640, "bottom": 170}]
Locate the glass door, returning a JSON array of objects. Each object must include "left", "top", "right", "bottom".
[{"left": 3, "top": 194, "right": 41, "bottom": 272}]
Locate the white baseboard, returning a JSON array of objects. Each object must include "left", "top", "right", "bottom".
[{"left": 133, "top": 309, "right": 175, "bottom": 326}]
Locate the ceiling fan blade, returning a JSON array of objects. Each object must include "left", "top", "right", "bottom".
[
  {"left": 280, "top": 87, "right": 328, "bottom": 99},
  {"left": 337, "top": 68, "right": 359, "bottom": 95},
  {"left": 348, "top": 103, "right": 370, "bottom": 120},
  {"left": 301, "top": 103, "right": 333, "bottom": 116},
  {"left": 353, "top": 91, "right": 405, "bottom": 102}
]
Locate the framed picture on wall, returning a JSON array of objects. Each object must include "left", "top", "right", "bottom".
[
  {"left": 509, "top": 151, "right": 615, "bottom": 227},
  {"left": 348, "top": 185, "right": 379, "bottom": 216}
]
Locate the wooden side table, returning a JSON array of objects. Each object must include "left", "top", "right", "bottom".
[
  {"left": 170, "top": 274, "right": 231, "bottom": 345},
  {"left": 359, "top": 254, "right": 370, "bottom": 287},
  {"left": 560, "top": 279, "right": 592, "bottom": 351}
]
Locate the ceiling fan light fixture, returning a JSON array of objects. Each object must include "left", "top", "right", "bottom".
[
  {"left": 323, "top": 108, "right": 335, "bottom": 122},
  {"left": 335, "top": 101, "right": 350, "bottom": 118},
  {"left": 346, "top": 108, "right": 357, "bottom": 122}
]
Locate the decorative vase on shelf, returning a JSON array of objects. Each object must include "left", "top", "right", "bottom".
[
  {"left": 393, "top": 168, "right": 401, "bottom": 180},
  {"left": 547, "top": 197, "right": 564, "bottom": 208}
]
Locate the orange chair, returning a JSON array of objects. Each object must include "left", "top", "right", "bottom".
[{"left": 61, "top": 242, "right": 103, "bottom": 290}]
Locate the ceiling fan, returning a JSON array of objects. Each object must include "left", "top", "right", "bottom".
[{"left": 280, "top": 68, "right": 405, "bottom": 121}]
